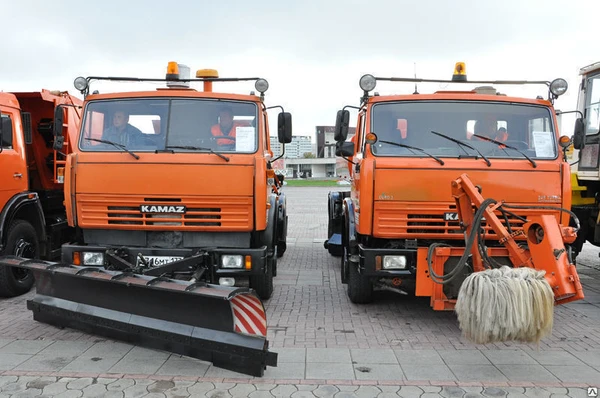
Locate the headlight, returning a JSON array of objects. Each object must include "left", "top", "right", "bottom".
[
  {"left": 74, "top": 76, "right": 88, "bottom": 92},
  {"left": 383, "top": 255, "right": 407, "bottom": 269},
  {"left": 221, "top": 254, "right": 244, "bottom": 268},
  {"left": 359, "top": 74, "right": 377, "bottom": 92},
  {"left": 550, "top": 78, "right": 568, "bottom": 97},
  {"left": 255, "top": 78, "right": 269, "bottom": 93},
  {"left": 82, "top": 252, "right": 104, "bottom": 266}
]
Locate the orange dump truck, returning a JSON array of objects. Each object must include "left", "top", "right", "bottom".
[
  {"left": 0, "top": 90, "right": 81, "bottom": 297},
  {"left": 325, "top": 63, "right": 583, "bottom": 319}
]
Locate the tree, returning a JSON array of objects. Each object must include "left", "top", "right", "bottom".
[{"left": 303, "top": 152, "right": 315, "bottom": 158}]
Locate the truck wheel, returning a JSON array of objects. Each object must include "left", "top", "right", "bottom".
[
  {"left": 347, "top": 261, "right": 373, "bottom": 304},
  {"left": 0, "top": 220, "right": 38, "bottom": 297},
  {"left": 250, "top": 257, "right": 274, "bottom": 300},
  {"left": 341, "top": 246, "right": 349, "bottom": 284},
  {"left": 277, "top": 240, "right": 286, "bottom": 258},
  {"left": 272, "top": 247, "right": 278, "bottom": 277}
]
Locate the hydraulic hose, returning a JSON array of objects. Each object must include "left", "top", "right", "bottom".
[
  {"left": 428, "top": 198, "right": 497, "bottom": 284},
  {"left": 501, "top": 203, "right": 580, "bottom": 233}
]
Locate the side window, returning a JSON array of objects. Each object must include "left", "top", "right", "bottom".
[
  {"left": 357, "top": 113, "right": 366, "bottom": 152},
  {"left": 263, "top": 112, "right": 268, "bottom": 152},
  {"left": 585, "top": 75, "right": 600, "bottom": 135},
  {"left": 83, "top": 111, "right": 105, "bottom": 142},
  {"left": 1, "top": 114, "right": 14, "bottom": 148}
]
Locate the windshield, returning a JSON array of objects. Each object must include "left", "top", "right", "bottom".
[
  {"left": 370, "top": 101, "right": 557, "bottom": 160},
  {"left": 584, "top": 73, "right": 600, "bottom": 135},
  {"left": 78, "top": 98, "right": 259, "bottom": 153}
]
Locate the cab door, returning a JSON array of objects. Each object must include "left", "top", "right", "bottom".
[{"left": 0, "top": 108, "right": 28, "bottom": 210}]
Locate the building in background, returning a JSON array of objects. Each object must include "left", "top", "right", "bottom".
[{"left": 269, "top": 126, "right": 356, "bottom": 178}]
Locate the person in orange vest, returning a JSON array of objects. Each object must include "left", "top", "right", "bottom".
[
  {"left": 211, "top": 106, "right": 240, "bottom": 146},
  {"left": 495, "top": 127, "right": 509, "bottom": 142}
]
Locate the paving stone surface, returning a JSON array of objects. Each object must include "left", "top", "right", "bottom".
[{"left": 1, "top": 187, "right": 599, "bottom": 396}]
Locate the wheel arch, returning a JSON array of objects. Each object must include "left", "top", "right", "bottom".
[{"left": 0, "top": 193, "right": 46, "bottom": 255}]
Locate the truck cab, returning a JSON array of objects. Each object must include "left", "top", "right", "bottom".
[
  {"left": 56, "top": 63, "right": 292, "bottom": 299},
  {"left": 0, "top": 90, "right": 82, "bottom": 296},
  {"left": 567, "top": 61, "right": 600, "bottom": 258},
  {"left": 325, "top": 63, "right": 574, "bottom": 307}
]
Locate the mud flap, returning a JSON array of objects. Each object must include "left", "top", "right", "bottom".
[{"left": 0, "top": 255, "right": 277, "bottom": 377}]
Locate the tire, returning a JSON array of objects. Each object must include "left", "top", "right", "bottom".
[
  {"left": 276, "top": 241, "right": 286, "bottom": 258},
  {"left": 277, "top": 213, "right": 287, "bottom": 258},
  {"left": 0, "top": 220, "right": 39, "bottom": 297},
  {"left": 341, "top": 245, "right": 349, "bottom": 284},
  {"left": 347, "top": 259, "right": 373, "bottom": 304},
  {"left": 272, "top": 247, "right": 278, "bottom": 277},
  {"left": 250, "top": 257, "right": 274, "bottom": 300}
]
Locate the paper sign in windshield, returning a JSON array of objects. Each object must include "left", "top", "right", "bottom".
[
  {"left": 532, "top": 131, "right": 554, "bottom": 157},
  {"left": 236, "top": 127, "right": 255, "bottom": 152}
]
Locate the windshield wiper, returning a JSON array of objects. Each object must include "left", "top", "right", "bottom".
[
  {"left": 430, "top": 130, "right": 491, "bottom": 167},
  {"left": 84, "top": 138, "right": 139, "bottom": 159},
  {"left": 378, "top": 140, "right": 444, "bottom": 165},
  {"left": 472, "top": 134, "right": 537, "bottom": 168},
  {"left": 165, "top": 145, "right": 230, "bottom": 162}
]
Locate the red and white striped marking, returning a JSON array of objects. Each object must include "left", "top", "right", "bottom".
[{"left": 231, "top": 294, "right": 267, "bottom": 337}]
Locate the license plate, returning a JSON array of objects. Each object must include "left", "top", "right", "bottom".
[{"left": 138, "top": 255, "right": 184, "bottom": 267}]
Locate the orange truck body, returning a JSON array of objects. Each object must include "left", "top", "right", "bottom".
[
  {"left": 326, "top": 69, "right": 579, "bottom": 309},
  {"left": 0, "top": 90, "right": 82, "bottom": 296},
  {"left": 54, "top": 65, "right": 291, "bottom": 300}
]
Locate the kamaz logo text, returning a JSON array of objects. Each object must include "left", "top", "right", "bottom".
[
  {"left": 443, "top": 212, "right": 459, "bottom": 221},
  {"left": 140, "top": 205, "right": 186, "bottom": 214}
]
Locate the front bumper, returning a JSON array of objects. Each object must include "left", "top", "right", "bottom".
[
  {"left": 61, "top": 244, "right": 268, "bottom": 281},
  {"left": 359, "top": 244, "right": 417, "bottom": 278}
]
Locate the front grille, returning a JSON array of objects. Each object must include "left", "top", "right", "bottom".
[
  {"left": 374, "top": 202, "right": 557, "bottom": 239},
  {"left": 78, "top": 195, "right": 252, "bottom": 230},
  {"left": 106, "top": 206, "right": 222, "bottom": 226}
]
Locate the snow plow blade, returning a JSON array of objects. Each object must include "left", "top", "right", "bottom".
[{"left": 0, "top": 256, "right": 277, "bottom": 377}]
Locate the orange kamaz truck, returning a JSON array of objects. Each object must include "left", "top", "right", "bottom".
[
  {"left": 0, "top": 63, "right": 289, "bottom": 376},
  {"left": 0, "top": 90, "right": 81, "bottom": 297},
  {"left": 325, "top": 63, "right": 583, "bottom": 317}
]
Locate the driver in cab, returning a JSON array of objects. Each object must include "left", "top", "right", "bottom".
[
  {"left": 473, "top": 120, "right": 509, "bottom": 142},
  {"left": 102, "top": 110, "right": 145, "bottom": 146},
  {"left": 211, "top": 106, "right": 242, "bottom": 146}
]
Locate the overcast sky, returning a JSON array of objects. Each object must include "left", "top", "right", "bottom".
[{"left": 1, "top": 0, "right": 598, "bottom": 137}]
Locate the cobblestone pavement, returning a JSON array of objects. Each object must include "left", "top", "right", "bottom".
[
  {"left": 0, "top": 375, "right": 596, "bottom": 397},
  {"left": 0, "top": 187, "right": 599, "bottom": 396}
]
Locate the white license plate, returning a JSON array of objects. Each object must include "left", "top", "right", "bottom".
[{"left": 138, "top": 255, "right": 184, "bottom": 267}]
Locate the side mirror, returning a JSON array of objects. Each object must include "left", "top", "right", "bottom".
[
  {"left": 335, "top": 141, "right": 354, "bottom": 157},
  {"left": 573, "top": 117, "right": 585, "bottom": 150},
  {"left": 53, "top": 105, "right": 65, "bottom": 151},
  {"left": 334, "top": 110, "right": 350, "bottom": 142},
  {"left": 53, "top": 135, "right": 65, "bottom": 151},
  {"left": 278, "top": 112, "right": 292, "bottom": 144}
]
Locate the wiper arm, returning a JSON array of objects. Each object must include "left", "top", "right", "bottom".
[
  {"left": 472, "top": 134, "right": 537, "bottom": 168},
  {"left": 430, "top": 130, "right": 491, "bottom": 167},
  {"left": 85, "top": 138, "right": 139, "bottom": 159},
  {"left": 378, "top": 140, "right": 444, "bottom": 165},
  {"left": 165, "top": 145, "right": 230, "bottom": 162}
]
